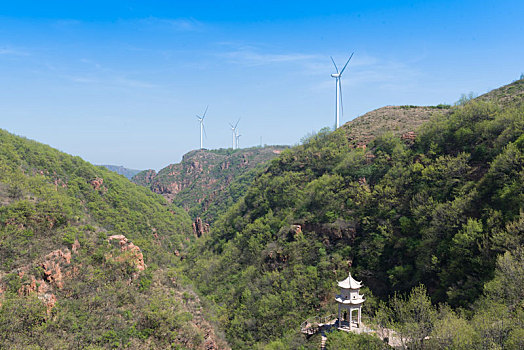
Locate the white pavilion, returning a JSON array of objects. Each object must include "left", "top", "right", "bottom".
[{"left": 335, "top": 272, "right": 365, "bottom": 329}]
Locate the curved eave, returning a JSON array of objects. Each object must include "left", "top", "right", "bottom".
[
  {"left": 337, "top": 273, "right": 363, "bottom": 289},
  {"left": 335, "top": 295, "right": 365, "bottom": 305}
]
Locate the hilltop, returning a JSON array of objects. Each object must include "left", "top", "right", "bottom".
[
  {"left": 341, "top": 105, "right": 449, "bottom": 147},
  {"left": 132, "top": 146, "right": 288, "bottom": 223},
  {"left": 476, "top": 77, "right": 524, "bottom": 106}
]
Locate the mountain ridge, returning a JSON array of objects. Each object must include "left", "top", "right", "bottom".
[
  {"left": 132, "top": 145, "right": 288, "bottom": 223},
  {"left": 101, "top": 164, "right": 142, "bottom": 179}
]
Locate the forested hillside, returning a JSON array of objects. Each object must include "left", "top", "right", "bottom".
[
  {"left": 133, "top": 146, "right": 287, "bottom": 223},
  {"left": 0, "top": 130, "right": 228, "bottom": 349},
  {"left": 183, "top": 79, "right": 524, "bottom": 349}
]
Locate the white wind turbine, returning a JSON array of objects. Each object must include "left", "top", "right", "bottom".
[
  {"left": 229, "top": 119, "right": 240, "bottom": 149},
  {"left": 235, "top": 130, "right": 242, "bottom": 149},
  {"left": 331, "top": 52, "right": 354, "bottom": 129},
  {"left": 196, "top": 106, "right": 208, "bottom": 150}
]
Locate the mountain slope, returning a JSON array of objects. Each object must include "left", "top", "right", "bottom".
[
  {"left": 101, "top": 164, "right": 142, "bottom": 179},
  {"left": 133, "top": 146, "right": 287, "bottom": 223},
  {"left": 184, "top": 79, "right": 524, "bottom": 348},
  {"left": 0, "top": 130, "right": 228, "bottom": 349}
]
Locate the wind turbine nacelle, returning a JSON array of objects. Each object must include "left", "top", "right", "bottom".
[{"left": 331, "top": 73, "right": 340, "bottom": 78}]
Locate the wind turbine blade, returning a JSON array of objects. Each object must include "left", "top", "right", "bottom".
[
  {"left": 203, "top": 123, "right": 208, "bottom": 139},
  {"left": 203, "top": 105, "right": 209, "bottom": 119},
  {"left": 234, "top": 118, "right": 240, "bottom": 129},
  {"left": 339, "top": 52, "right": 354, "bottom": 75},
  {"left": 330, "top": 56, "right": 339, "bottom": 73}
]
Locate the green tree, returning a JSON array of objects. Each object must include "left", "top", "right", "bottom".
[{"left": 389, "top": 285, "right": 436, "bottom": 350}]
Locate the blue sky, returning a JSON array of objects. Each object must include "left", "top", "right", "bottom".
[{"left": 1, "top": 1, "right": 523, "bottom": 170}]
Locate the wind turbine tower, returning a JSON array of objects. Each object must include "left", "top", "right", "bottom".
[
  {"left": 235, "top": 130, "right": 242, "bottom": 150},
  {"left": 196, "top": 106, "right": 208, "bottom": 150},
  {"left": 229, "top": 119, "right": 240, "bottom": 149},
  {"left": 331, "top": 52, "right": 354, "bottom": 129}
]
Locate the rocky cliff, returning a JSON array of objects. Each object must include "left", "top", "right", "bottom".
[{"left": 133, "top": 146, "right": 287, "bottom": 222}]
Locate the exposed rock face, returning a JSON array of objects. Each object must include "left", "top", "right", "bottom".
[
  {"left": 0, "top": 245, "right": 81, "bottom": 314},
  {"left": 290, "top": 224, "right": 302, "bottom": 235},
  {"left": 133, "top": 169, "right": 157, "bottom": 186},
  {"left": 72, "top": 239, "right": 80, "bottom": 253},
  {"left": 90, "top": 177, "right": 104, "bottom": 190},
  {"left": 192, "top": 217, "right": 209, "bottom": 237},
  {"left": 401, "top": 131, "right": 417, "bottom": 141},
  {"left": 131, "top": 146, "right": 288, "bottom": 219},
  {"left": 42, "top": 259, "right": 64, "bottom": 289},
  {"left": 107, "top": 235, "right": 146, "bottom": 272}
]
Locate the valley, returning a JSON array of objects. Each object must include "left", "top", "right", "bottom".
[{"left": 0, "top": 79, "right": 523, "bottom": 349}]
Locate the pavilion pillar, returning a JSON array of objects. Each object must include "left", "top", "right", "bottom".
[
  {"left": 338, "top": 304, "right": 341, "bottom": 325},
  {"left": 358, "top": 307, "right": 361, "bottom": 327},
  {"left": 349, "top": 307, "right": 352, "bottom": 328}
]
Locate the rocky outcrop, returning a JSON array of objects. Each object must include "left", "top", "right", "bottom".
[
  {"left": 192, "top": 217, "right": 209, "bottom": 237},
  {"left": 90, "top": 177, "right": 104, "bottom": 190},
  {"left": 107, "top": 235, "right": 146, "bottom": 273},
  {"left": 131, "top": 147, "right": 288, "bottom": 222},
  {"left": 401, "top": 131, "right": 417, "bottom": 141},
  {"left": 290, "top": 224, "right": 302, "bottom": 235},
  {"left": 0, "top": 243, "right": 82, "bottom": 314}
]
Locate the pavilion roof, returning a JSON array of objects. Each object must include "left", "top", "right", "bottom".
[{"left": 337, "top": 272, "right": 362, "bottom": 289}]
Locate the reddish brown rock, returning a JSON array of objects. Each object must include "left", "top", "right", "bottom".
[
  {"left": 72, "top": 239, "right": 80, "bottom": 254},
  {"left": 42, "top": 260, "right": 63, "bottom": 289},
  {"left": 290, "top": 224, "right": 302, "bottom": 235},
  {"left": 141, "top": 169, "right": 157, "bottom": 185},
  {"left": 90, "top": 177, "right": 104, "bottom": 190},
  {"left": 46, "top": 248, "right": 72, "bottom": 264},
  {"left": 108, "top": 235, "right": 146, "bottom": 272},
  {"left": 39, "top": 293, "right": 57, "bottom": 314},
  {"left": 192, "top": 217, "right": 209, "bottom": 237},
  {"left": 130, "top": 147, "right": 287, "bottom": 220},
  {"left": 401, "top": 131, "right": 417, "bottom": 141}
]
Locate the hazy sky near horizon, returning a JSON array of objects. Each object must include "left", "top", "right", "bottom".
[{"left": 1, "top": 1, "right": 523, "bottom": 170}]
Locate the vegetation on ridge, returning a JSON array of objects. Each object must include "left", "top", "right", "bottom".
[
  {"left": 182, "top": 79, "right": 524, "bottom": 348},
  {"left": 133, "top": 146, "right": 288, "bottom": 223}
]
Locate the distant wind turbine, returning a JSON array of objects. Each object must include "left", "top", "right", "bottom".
[
  {"left": 235, "top": 131, "right": 242, "bottom": 150},
  {"left": 196, "top": 106, "right": 208, "bottom": 150},
  {"left": 331, "top": 52, "right": 354, "bottom": 129},
  {"left": 229, "top": 119, "right": 240, "bottom": 149}
]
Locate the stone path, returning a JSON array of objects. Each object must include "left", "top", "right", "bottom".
[
  {"left": 320, "top": 330, "right": 327, "bottom": 350},
  {"left": 315, "top": 320, "right": 404, "bottom": 349}
]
